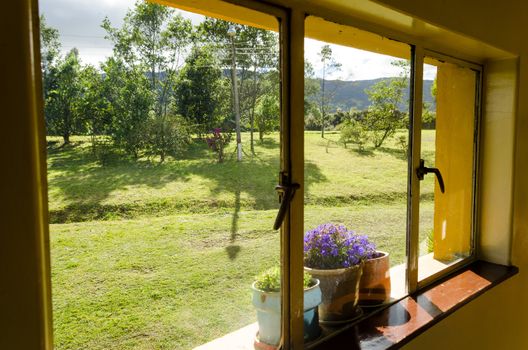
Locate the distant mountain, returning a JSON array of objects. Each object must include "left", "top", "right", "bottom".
[{"left": 309, "top": 78, "right": 435, "bottom": 113}]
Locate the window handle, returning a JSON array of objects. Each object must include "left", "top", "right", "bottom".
[
  {"left": 273, "top": 182, "right": 300, "bottom": 230},
  {"left": 417, "top": 159, "right": 445, "bottom": 193}
]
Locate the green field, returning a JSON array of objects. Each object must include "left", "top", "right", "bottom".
[{"left": 49, "top": 131, "right": 435, "bottom": 349}]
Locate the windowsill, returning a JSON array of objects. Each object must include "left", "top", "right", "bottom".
[
  {"left": 309, "top": 260, "right": 518, "bottom": 350},
  {"left": 193, "top": 261, "right": 517, "bottom": 350}
]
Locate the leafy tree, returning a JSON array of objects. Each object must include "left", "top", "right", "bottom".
[
  {"left": 175, "top": 46, "right": 228, "bottom": 137},
  {"left": 39, "top": 15, "right": 61, "bottom": 99},
  {"left": 101, "top": 57, "right": 153, "bottom": 158},
  {"left": 362, "top": 60, "right": 409, "bottom": 148},
  {"left": 145, "top": 114, "right": 191, "bottom": 161},
  {"left": 304, "top": 60, "right": 320, "bottom": 130},
  {"left": 363, "top": 79, "right": 407, "bottom": 148},
  {"left": 199, "top": 18, "right": 279, "bottom": 154},
  {"left": 39, "top": 16, "right": 63, "bottom": 137},
  {"left": 237, "top": 27, "right": 278, "bottom": 153},
  {"left": 340, "top": 118, "right": 369, "bottom": 151},
  {"left": 206, "top": 128, "right": 232, "bottom": 163},
  {"left": 255, "top": 92, "right": 280, "bottom": 141},
  {"left": 45, "top": 49, "right": 83, "bottom": 144},
  {"left": 77, "top": 65, "right": 112, "bottom": 159},
  {"left": 318, "top": 45, "right": 341, "bottom": 138},
  {"left": 102, "top": 1, "right": 193, "bottom": 160},
  {"left": 423, "top": 77, "right": 437, "bottom": 129}
]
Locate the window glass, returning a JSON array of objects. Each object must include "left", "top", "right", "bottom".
[
  {"left": 303, "top": 16, "right": 410, "bottom": 340},
  {"left": 41, "top": 1, "right": 283, "bottom": 348}
]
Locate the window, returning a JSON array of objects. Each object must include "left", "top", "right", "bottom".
[
  {"left": 41, "top": 0, "right": 483, "bottom": 349},
  {"left": 417, "top": 55, "right": 480, "bottom": 284}
]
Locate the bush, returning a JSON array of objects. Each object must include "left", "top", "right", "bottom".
[
  {"left": 339, "top": 119, "right": 370, "bottom": 151},
  {"left": 206, "top": 128, "right": 232, "bottom": 163},
  {"left": 145, "top": 114, "right": 191, "bottom": 162}
]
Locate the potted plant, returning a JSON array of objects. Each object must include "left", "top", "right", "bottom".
[
  {"left": 358, "top": 245, "right": 392, "bottom": 306},
  {"left": 303, "top": 223, "right": 374, "bottom": 323},
  {"left": 252, "top": 266, "right": 322, "bottom": 349}
]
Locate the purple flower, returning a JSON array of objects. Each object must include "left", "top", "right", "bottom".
[{"left": 303, "top": 223, "right": 377, "bottom": 269}]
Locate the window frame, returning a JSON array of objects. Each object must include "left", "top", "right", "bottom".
[
  {"left": 33, "top": 0, "right": 488, "bottom": 347},
  {"left": 411, "top": 49, "right": 483, "bottom": 291}
]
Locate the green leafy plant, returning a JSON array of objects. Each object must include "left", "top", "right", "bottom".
[
  {"left": 396, "top": 134, "right": 408, "bottom": 156},
  {"left": 427, "top": 229, "right": 434, "bottom": 253},
  {"left": 254, "top": 266, "right": 314, "bottom": 292}
]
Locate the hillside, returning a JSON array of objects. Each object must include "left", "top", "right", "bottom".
[{"left": 309, "top": 78, "right": 435, "bottom": 112}]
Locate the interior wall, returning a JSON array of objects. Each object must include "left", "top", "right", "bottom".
[{"left": 1, "top": 0, "right": 526, "bottom": 349}]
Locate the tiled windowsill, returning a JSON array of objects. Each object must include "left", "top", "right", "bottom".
[{"left": 194, "top": 261, "right": 518, "bottom": 350}]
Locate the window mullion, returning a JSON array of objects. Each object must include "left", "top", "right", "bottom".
[
  {"left": 280, "top": 8, "right": 305, "bottom": 350},
  {"left": 407, "top": 45, "right": 424, "bottom": 294}
]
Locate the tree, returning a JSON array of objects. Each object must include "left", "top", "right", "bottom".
[
  {"left": 304, "top": 60, "right": 320, "bottom": 130},
  {"left": 199, "top": 18, "right": 279, "bottom": 155},
  {"left": 339, "top": 110, "right": 369, "bottom": 150},
  {"left": 255, "top": 91, "right": 280, "bottom": 141},
  {"left": 102, "top": 1, "right": 193, "bottom": 160},
  {"left": 77, "top": 65, "right": 112, "bottom": 159},
  {"left": 361, "top": 59, "right": 409, "bottom": 148},
  {"left": 236, "top": 27, "right": 278, "bottom": 154},
  {"left": 175, "top": 46, "right": 228, "bottom": 138},
  {"left": 101, "top": 57, "right": 153, "bottom": 158},
  {"left": 318, "top": 45, "right": 341, "bottom": 138},
  {"left": 39, "top": 15, "right": 63, "bottom": 137},
  {"left": 39, "top": 15, "right": 61, "bottom": 100},
  {"left": 363, "top": 78, "right": 407, "bottom": 148},
  {"left": 45, "top": 49, "right": 83, "bottom": 144}
]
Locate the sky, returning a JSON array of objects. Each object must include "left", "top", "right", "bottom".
[{"left": 39, "top": 0, "right": 435, "bottom": 81}]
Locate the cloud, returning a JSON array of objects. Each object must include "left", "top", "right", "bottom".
[
  {"left": 39, "top": 0, "right": 203, "bottom": 66},
  {"left": 305, "top": 38, "right": 408, "bottom": 80},
  {"left": 39, "top": 0, "right": 416, "bottom": 80}
]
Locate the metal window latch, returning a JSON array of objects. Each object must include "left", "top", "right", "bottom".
[
  {"left": 416, "top": 159, "right": 445, "bottom": 193},
  {"left": 273, "top": 176, "right": 300, "bottom": 230}
]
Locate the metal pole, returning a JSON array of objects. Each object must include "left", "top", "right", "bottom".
[{"left": 230, "top": 34, "right": 242, "bottom": 161}]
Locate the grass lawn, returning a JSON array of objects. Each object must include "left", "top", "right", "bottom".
[{"left": 48, "top": 130, "right": 435, "bottom": 349}]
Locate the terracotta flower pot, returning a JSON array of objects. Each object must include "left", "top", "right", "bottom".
[
  {"left": 304, "top": 264, "right": 363, "bottom": 323},
  {"left": 359, "top": 251, "right": 391, "bottom": 305}
]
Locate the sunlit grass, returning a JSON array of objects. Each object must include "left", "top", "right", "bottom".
[{"left": 48, "top": 130, "right": 435, "bottom": 349}]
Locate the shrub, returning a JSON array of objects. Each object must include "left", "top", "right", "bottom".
[
  {"left": 206, "top": 128, "right": 232, "bottom": 163},
  {"left": 339, "top": 119, "right": 370, "bottom": 151}
]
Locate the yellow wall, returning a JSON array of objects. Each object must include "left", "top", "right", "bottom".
[{"left": 1, "top": 0, "right": 527, "bottom": 349}]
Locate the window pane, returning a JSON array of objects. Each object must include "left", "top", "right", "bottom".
[
  {"left": 418, "top": 57, "right": 477, "bottom": 281},
  {"left": 43, "top": 1, "right": 283, "bottom": 348},
  {"left": 303, "top": 16, "right": 410, "bottom": 340}
]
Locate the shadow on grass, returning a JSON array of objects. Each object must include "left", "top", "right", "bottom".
[
  {"left": 377, "top": 146, "right": 407, "bottom": 160},
  {"left": 257, "top": 137, "right": 279, "bottom": 149},
  {"left": 48, "top": 139, "right": 327, "bottom": 227},
  {"left": 347, "top": 146, "right": 375, "bottom": 157}
]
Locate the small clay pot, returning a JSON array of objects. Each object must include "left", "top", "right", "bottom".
[{"left": 359, "top": 251, "right": 391, "bottom": 306}]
